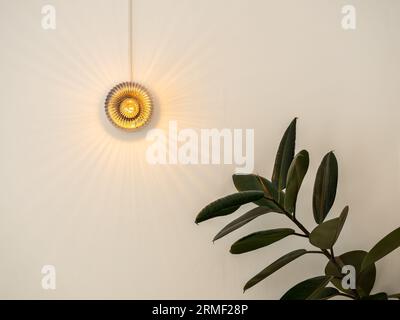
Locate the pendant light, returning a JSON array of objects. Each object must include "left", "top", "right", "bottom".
[{"left": 105, "top": 0, "right": 153, "bottom": 131}]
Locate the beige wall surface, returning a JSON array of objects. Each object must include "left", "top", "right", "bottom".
[{"left": 0, "top": 0, "right": 399, "bottom": 299}]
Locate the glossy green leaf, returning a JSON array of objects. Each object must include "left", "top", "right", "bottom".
[
  {"left": 312, "top": 287, "right": 340, "bottom": 300},
  {"left": 284, "top": 150, "right": 309, "bottom": 213},
  {"left": 258, "top": 176, "right": 286, "bottom": 208},
  {"left": 272, "top": 118, "right": 296, "bottom": 191},
  {"left": 232, "top": 174, "right": 283, "bottom": 209},
  {"left": 361, "top": 226, "right": 400, "bottom": 271},
  {"left": 244, "top": 249, "right": 307, "bottom": 292},
  {"left": 325, "top": 250, "right": 376, "bottom": 297},
  {"left": 281, "top": 276, "right": 332, "bottom": 300},
  {"left": 195, "top": 191, "right": 264, "bottom": 224},
  {"left": 213, "top": 207, "right": 273, "bottom": 241},
  {"left": 309, "top": 206, "right": 348, "bottom": 249},
  {"left": 312, "top": 152, "right": 338, "bottom": 224},
  {"left": 230, "top": 228, "right": 295, "bottom": 254},
  {"left": 233, "top": 174, "right": 276, "bottom": 200},
  {"left": 388, "top": 293, "right": 400, "bottom": 299},
  {"left": 360, "top": 293, "right": 388, "bottom": 300}
]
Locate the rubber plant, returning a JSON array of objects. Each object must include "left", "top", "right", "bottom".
[{"left": 195, "top": 118, "right": 400, "bottom": 300}]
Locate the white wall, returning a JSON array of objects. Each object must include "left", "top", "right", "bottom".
[{"left": 0, "top": 0, "right": 400, "bottom": 299}]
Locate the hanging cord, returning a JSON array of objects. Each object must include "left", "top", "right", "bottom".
[{"left": 128, "top": 0, "right": 133, "bottom": 81}]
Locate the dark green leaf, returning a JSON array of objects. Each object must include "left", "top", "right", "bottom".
[
  {"left": 244, "top": 249, "right": 307, "bottom": 292},
  {"left": 325, "top": 250, "right": 376, "bottom": 297},
  {"left": 360, "top": 293, "right": 388, "bottom": 300},
  {"left": 309, "top": 206, "right": 348, "bottom": 249},
  {"left": 312, "top": 287, "right": 340, "bottom": 300},
  {"left": 232, "top": 174, "right": 283, "bottom": 210},
  {"left": 213, "top": 207, "right": 273, "bottom": 241},
  {"left": 230, "top": 228, "right": 295, "bottom": 254},
  {"left": 195, "top": 191, "right": 264, "bottom": 224},
  {"left": 284, "top": 150, "right": 309, "bottom": 213},
  {"left": 280, "top": 276, "right": 332, "bottom": 300},
  {"left": 362, "top": 226, "right": 400, "bottom": 271},
  {"left": 312, "top": 151, "right": 338, "bottom": 224},
  {"left": 388, "top": 293, "right": 400, "bottom": 299},
  {"left": 272, "top": 118, "right": 296, "bottom": 191},
  {"left": 233, "top": 174, "right": 276, "bottom": 200}
]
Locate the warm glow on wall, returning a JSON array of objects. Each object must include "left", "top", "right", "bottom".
[{"left": 105, "top": 82, "right": 153, "bottom": 131}]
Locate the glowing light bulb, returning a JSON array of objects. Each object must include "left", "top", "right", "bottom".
[
  {"left": 120, "top": 98, "right": 140, "bottom": 119},
  {"left": 105, "top": 82, "right": 153, "bottom": 131}
]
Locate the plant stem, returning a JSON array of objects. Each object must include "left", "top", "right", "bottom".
[
  {"left": 307, "top": 250, "right": 327, "bottom": 255},
  {"left": 289, "top": 215, "right": 310, "bottom": 236},
  {"left": 266, "top": 196, "right": 310, "bottom": 236},
  {"left": 267, "top": 196, "right": 335, "bottom": 261},
  {"left": 264, "top": 195, "right": 360, "bottom": 299},
  {"left": 293, "top": 233, "right": 309, "bottom": 238},
  {"left": 330, "top": 247, "right": 335, "bottom": 260}
]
